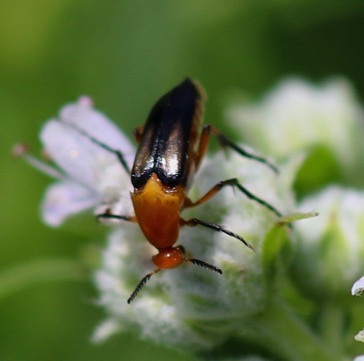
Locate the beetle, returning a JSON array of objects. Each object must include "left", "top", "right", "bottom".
[
  {"left": 82, "top": 78, "right": 283, "bottom": 303},
  {"left": 62, "top": 78, "right": 282, "bottom": 303}
]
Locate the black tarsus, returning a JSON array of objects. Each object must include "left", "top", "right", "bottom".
[{"left": 233, "top": 181, "right": 282, "bottom": 218}]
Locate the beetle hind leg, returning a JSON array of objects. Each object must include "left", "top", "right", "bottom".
[
  {"left": 197, "top": 124, "right": 278, "bottom": 174},
  {"left": 132, "top": 125, "right": 144, "bottom": 143}
]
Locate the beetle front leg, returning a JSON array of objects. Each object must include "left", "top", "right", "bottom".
[
  {"left": 96, "top": 212, "right": 138, "bottom": 223},
  {"left": 59, "top": 122, "right": 131, "bottom": 174}
]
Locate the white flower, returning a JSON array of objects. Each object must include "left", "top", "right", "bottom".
[
  {"left": 17, "top": 94, "right": 301, "bottom": 349},
  {"left": 93, "top": 150, "right": 301, "bottom": 349},
  {"left": 15, "top": 96, "right": 135, "bottom": 226},
  {"left": 293, "top": 186, "right": 364, "bottom": 297},
  {"left": 17, "top": 89, "right": 319, "bottom": 357},
  {"left": 352, "top": 276, "right": 364, "bottom": 350},
  {"left": 352, "top": 276, "right": 364, "bottom": 296},
  {"left": 227, "top": 78, "right": 364, "bottom": 175},
  {"left": 355, "top": 330, "right": 364, "bottom": 343}
]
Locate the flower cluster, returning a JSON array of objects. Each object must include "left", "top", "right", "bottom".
[
  {"left": 230, "top": 77, "right": 364, "bottom": 360},
  {"left": 19, "top": 77, "right": 364, "bottom": 361}
]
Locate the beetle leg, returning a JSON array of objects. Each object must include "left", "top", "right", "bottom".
[
  {"left": 96, "top": 213, "right": 138, "bottom": 223},
  {"left": 180, "top": 218, "right": 254, "bottom": 250},
  {"left": 194, "top": 124, "right": 211, "bottom": 170},
  {"left": 60, "top": 122, "right": 131, "bottom": 174},
  {"left": 184, "top": 178, "right": 282, "bottom": 218},
  {"left": 200, "top": 124, "right": 278, "bottom": 174},
  {"left": 211, "top": 125, "right": 279, "bottom": 173},
  {"left": 132, "top": 125, "right": 144, "bottom": 143},
  {"left": 184, "top": 178, "right": 237, "bottom": 208}
]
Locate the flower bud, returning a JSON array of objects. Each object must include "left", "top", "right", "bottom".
[{"left": 292, "top": 186, "right": 364, "bottom": 298}]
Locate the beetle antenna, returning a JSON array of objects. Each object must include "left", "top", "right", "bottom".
[
  {"left": 127, "top": 269, "right": 160, "bottom": 304},
  {"left": 60, "top": 121, "right": 131, "bottom": 174},
  {"left": 188, "top": 258, "right": 223, "bottom": 274}
]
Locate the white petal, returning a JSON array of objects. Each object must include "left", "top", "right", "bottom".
[
  {"left": 355, "top": 330, "right": 364, "bottom": 343},
  {"left": 92, "top": 319, "right": 121, "bottom": 344},
  {"left": 39, "top": 98, "right": 137, "bottom": 220},
  {"left": 60, "top": 97, "right": 135, "bottom": 168},
  {"left": 18, "top": 151, "right": 65, "bottom": 180},
  {"left": 352, "top": 276, "right": 364, "bottom": 296},
  {"left": 41, "top": 181, "right": 100, "bottom": 226},
  {"left": 354, "top": 356, "right": 364, "bottom": 361},
  {"left": 40, "top": 120, "right": 105, "bottom": 189}
]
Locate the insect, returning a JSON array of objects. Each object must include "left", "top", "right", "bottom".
[
  {"left": 21, "top": 78, "right": 280, "bottom": 302},
  {"left": 79, "top": 78, "right": 282, "bottom": 303}
]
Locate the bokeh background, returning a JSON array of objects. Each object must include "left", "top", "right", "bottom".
[{"left": 2, "top": 1, "right": 364, "bottom": 360}]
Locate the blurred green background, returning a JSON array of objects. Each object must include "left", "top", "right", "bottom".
[{"left": 2, "top": 1, "right": 364, "bottom": 360}]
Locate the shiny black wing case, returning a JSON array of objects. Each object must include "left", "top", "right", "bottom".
[{"left": 131, "top": 78, "right": 201, "bottom": 188}]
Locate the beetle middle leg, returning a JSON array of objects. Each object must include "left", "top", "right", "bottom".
[{"left": 184, "top": 178, "right": 282, "bottom": 218}]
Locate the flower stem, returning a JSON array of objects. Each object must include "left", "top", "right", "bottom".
[
  {"left": 0, "top": 258, "right": 85, "bottom": 301},
  {"left": 240, "top": 296, "right": 343, "bottom": 361},
  {"left": 317, "top": 301, "right": 346, "bottom": 356}
]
